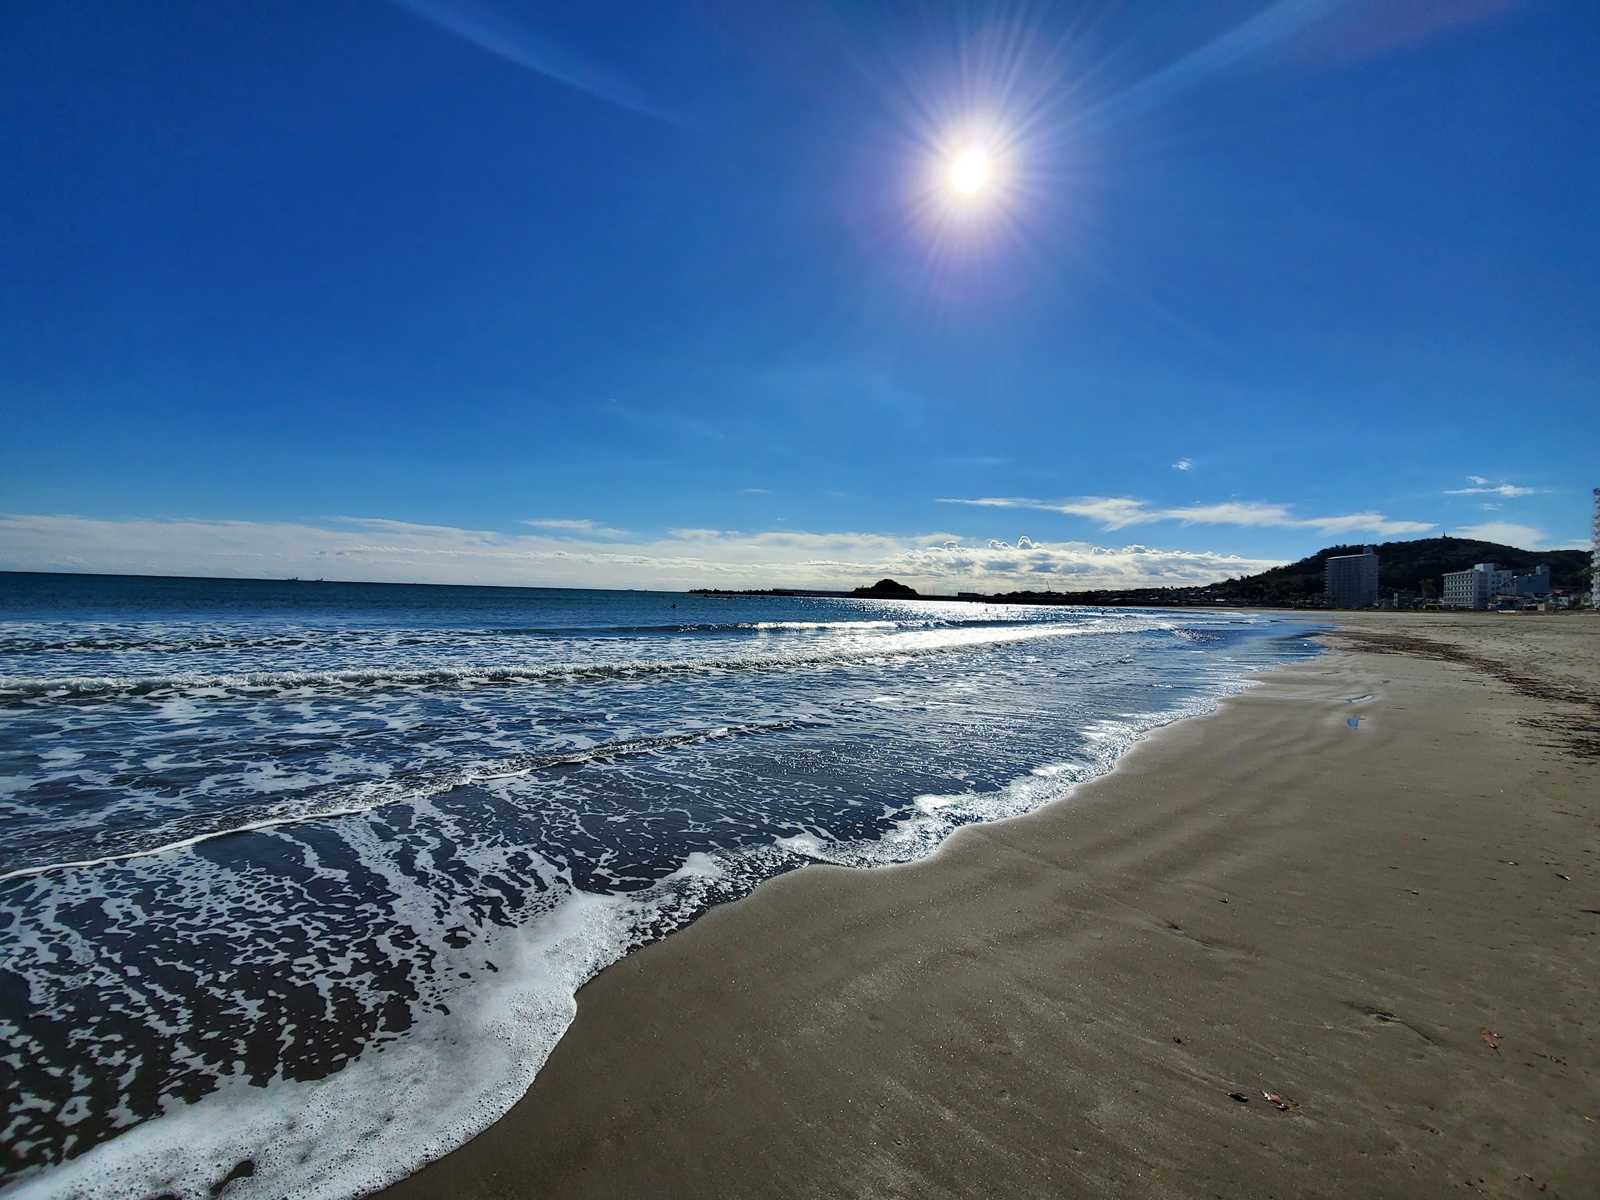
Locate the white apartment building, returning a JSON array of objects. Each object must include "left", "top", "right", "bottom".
[
  {"left": 1444, "top": 561, "right": 1553, "bottom": 608},
  {"left": 1443, "top": 562, "right": 1517, "bottom": 609},
  {"left": 1442, "top": 565, "right": 1492, "bottom": 609}
]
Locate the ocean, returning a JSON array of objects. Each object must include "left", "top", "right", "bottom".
[{"left": 0, "top": 573, "right": 1318, "bottom": 1199}]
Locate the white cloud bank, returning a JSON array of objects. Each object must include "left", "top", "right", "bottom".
[
  {"left": 1450, "top": 522, "right": 1548, "bottom": 549},
  {"left": 0, "top": 514, "right": 1286, "bottom": 593},
  {"left": 941, "top": 496, "right": 1434, "bottom": 537}
]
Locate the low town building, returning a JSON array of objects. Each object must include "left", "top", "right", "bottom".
[
  {"left": 1443, "top": 562, "right": 1550, "bottom": 609},
  {"left": 1512, "top": 564, "right": 1551, "bottom": 597}
]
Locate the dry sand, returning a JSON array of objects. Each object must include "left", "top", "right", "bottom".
[{"left": 380, "top": 612, "right": 1600, "bottom": 1199}]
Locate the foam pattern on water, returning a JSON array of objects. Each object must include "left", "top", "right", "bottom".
[{"left": 0, "top": 577, "right": 1318, "bottom": 1198}]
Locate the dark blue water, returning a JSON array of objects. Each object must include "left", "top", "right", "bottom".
[{"left": 0, "top": 573, "right": 1318, "bottom": 1199}]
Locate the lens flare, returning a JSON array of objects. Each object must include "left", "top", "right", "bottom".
[{"left": 951, "top": 147, "right": 989, "bottom": 193}]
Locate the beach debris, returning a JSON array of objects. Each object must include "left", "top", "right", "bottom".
[
  {"left": 1344, "top": 1004, "right": 1438, "bottom": 1044},
  {"left": 1556, "top": 873, "right": 1571, "bottom": 881},
  {"left": 1479, "top": 1028, "right": 1501, "bottom": 1050},
  {"left": 1228, "top": 1091, "right": 1250, "bottom": 1103},
  {"left": 1263, "top": 1091, "right": 1297, "bottom": 1111},
  {"left": 1580, "top": 909, "right": 1600, "bottom": 915},
  {"left": 1172, "top": 1037, "right": 1183, "bottom": 1044}
]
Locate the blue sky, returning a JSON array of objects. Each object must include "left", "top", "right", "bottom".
[{"left": 2, "top": 0, "right": 1595, "bottom": 590}]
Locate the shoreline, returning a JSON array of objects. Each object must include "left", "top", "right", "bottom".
[{"left": 380, "top": 612, "right": 1600, "bottom": 1198}]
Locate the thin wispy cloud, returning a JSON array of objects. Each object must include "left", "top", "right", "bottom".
[
  {"left": 940, "top": 496, "right": 1433, "bottom": 537},
  {"left": 604, "top": 399, "right": 726, "bottom": 443},
  {"left": 0, "top": 514, "right": 1284, "bottom": 593},
  {"left": 1172, "top": 459, "right": 1193, "bottom": 471},
  {"left": 738, "top": 488, "right": 772, "bottom": 495},
  {"left": 1068, "top": 0, "right": 1345, "bottom": 141},
  {"left": 1063, "top": 0, "right": 1520, "bottom": 146},
  {"left": 521, "top": 518, "right": 634, "bottom": 538},
  {"left": 1302, "top": 0, "right": 1527, "bottom": 65},
  {"left": 1444, "top": 478, "right": 1536, "bottom": 497},
  {"left": 388, "top": 0, "right": 690, "bottom": 127}
]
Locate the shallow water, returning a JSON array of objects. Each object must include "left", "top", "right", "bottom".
[{"left": 0, "top": 573, "right": 1318, "bottom": 1199}]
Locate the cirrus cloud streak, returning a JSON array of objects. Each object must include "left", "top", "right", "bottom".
[
  {"left": 1444, "top": 482, "right": 1536, "bottom": 497},
  {"left": 941, "top": 495, "right": 1433, "bottom": 537}
]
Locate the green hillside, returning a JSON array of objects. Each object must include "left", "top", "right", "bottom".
[
  {"left": 1207, "top": 537, "right": 1591, "bottom": 606},
  {"left": 968, "top": 536, "right": 1589, "bottom": 608}
]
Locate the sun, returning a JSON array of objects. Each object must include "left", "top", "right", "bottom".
[{"left": 951, "top": 147, "right": 988, "bottom": 194}]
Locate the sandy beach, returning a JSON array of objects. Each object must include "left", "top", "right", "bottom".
[{"left": 380, "top": 612, "right": 1600, "bottom": 1199}]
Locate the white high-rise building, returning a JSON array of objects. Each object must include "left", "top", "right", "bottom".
[
  {"left": 1325, "top": 547, "right": 1380, "bottom": 608},
  {"left": 1443, "top": 564, "right": 1495, "bottom": 609}
]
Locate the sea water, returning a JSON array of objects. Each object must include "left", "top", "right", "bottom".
[{"left": 0, "top": 573, "right": 1318, "bottom": 1198}]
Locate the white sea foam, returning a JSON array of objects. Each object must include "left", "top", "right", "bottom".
[
  {"left": 3, "top": 890, "right": 622, "bottom": 1200},
  {"left": 2, "top": 835, "right": 775, "bottom": 1200},
  {"left": 749, "top": 620, "right": 898, "bottom": 631},
  {"left": 0, "top": 723, "right": 763, "bottom": 885},
  {"left": 0, "top": 614, "right": 1149, "bottom": 701},
  {"left": 778, "top": 687, "right": 1256, "bottom": 872}
]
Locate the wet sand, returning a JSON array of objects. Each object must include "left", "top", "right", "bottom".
[{"left": 380, "top": 612, "right": 1600, "bottom": 1199}]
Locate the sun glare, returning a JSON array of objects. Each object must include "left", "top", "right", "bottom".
[
  {"left": 951, "top": 147, "right": 988, "bottom": 194},
  {"left": 909, "top": 114, "right": 1029, "bottom": 266}
]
